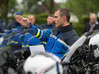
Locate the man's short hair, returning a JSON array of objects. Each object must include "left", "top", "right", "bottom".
[
  {"left": 58, "top": 8, "right": 70, "bottom": 22},
  {"left": 90, "top": 13, "right": 97, "bottom": 17}
]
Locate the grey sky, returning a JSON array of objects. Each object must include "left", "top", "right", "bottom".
[
  {"left": 17, "top": 0, "right": 67, "bottom": 3},
  {"left": 55, "top": 0, "right": 66, "bottom": 3}
]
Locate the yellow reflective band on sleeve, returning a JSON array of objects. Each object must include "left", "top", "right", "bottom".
[
  {"left": 10, "top": 41, "right": 18, "bottom": 44},
  {"left": 22, "top": 45, "right": 30, "bottom": 48},
  {"left": 22, "top": 45, "right": 25, "bottom": 47},
  {"left": 25, "top": 45, "right": 30, "bottom": 47},
  {"left": 41, "top": 41, "right": 47, "bottom": 44},
  {"left": 35, "top": 29, "right": 40, "bottom": 38}
]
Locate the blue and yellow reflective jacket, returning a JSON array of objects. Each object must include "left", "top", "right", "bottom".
[
  {"left": 28, "top": 24, "right": 73, "bottom": 59},
  {"left": 9, "top": 26, "right": 41, "bottom": 49},
  {"left": 22, "top": 33, "right": 41, "bottom": 48}
]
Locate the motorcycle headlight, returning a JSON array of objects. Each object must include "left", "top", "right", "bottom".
[
  {"left": 23, "top": 52, "right": 63, "bottom": 74},
  {"left": 94, "top": 48, "right": 99, "bottom": 58},
  {"left": 89, "top": 34, "right": 99, "bottom": 58}
]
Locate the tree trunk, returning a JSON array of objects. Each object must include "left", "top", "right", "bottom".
[
  {"left": 49, "top": 0, "right": 55, "bottom": 14},
  {"left": 0, "top": 0, "right": 9, "bottom": 25}
]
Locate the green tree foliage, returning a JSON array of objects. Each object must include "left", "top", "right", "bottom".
[
  {"left": 42, "top": 0, "right": 55, "bottom": 13},
  {"left": 0, "top": 0, "right": 16, "bottom": 24},
  {"left": 0, "top": 0, "right": 9, "bottom": 17},
  {"left": 65, "top": 0, "right": 99, "bottom": 18},
  {"left": 0, "top": 0, "right": 9, "bottom": 24},
  {"left": 8, "top": 0, "right": 17, "bottom": 11},
  {"left": 22, "top": 0, "right": 55, "bottom": 14},
  {"left": 65, "top": 0, "right": 99, "bottom": 35}
]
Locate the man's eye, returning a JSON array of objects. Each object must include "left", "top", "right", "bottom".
[{"left": 54, "top": 16, "right": 58, "bottom": 18}]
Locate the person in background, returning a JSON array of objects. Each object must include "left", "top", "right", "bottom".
[
  {"left": 83, "top": 13, "right": 99, "bottom": 33},
  {"left": 10, "top": 16, "right": 41, "bottom": 49},
  {"left": 7, "top": 12, "right": 23, "bottom": 31},
  {"left": 40, "top": 15, "right": 55, "bottom": 30},
  {"left": 21, "top": 17, "right": 41, "bottom": 49},
  {"left": 0, "top": 12, "right": 24, "bottom": 46}
]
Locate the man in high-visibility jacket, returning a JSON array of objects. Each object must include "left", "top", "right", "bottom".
[{"left": 16, "top": 8, "right": 79, "bottom": 59}]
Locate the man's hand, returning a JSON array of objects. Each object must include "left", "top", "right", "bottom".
[
  {"left": 27, "top": 15, "right": 35, "bottom": 24},
  {"left": 16, "top": 16, "right": 30, "bottom": 27},
  {"left": 22, "top": 18, "right": 30, "bottom": 27}
]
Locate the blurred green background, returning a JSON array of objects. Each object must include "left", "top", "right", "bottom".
[{"left": 0, "top": 0, "right": 99, "bottom": 36}]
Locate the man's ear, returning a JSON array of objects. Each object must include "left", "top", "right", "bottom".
[
  {"left": 63, "top": 16, "right": 66, "bottom": 20},
  {"left": 63, "top": 16, "right": 66, "bottom": 21}
]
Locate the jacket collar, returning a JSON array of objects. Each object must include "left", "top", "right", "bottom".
[
  {"left": 57, "top": 23, "right": 73, "bottom": 33},
  {"left": 89, "top": 21, "right": 99, "bottom": 26}
]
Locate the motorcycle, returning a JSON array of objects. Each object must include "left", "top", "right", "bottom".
[{"left": 62, "top": 31, "right": 99, "bottom": 74}]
